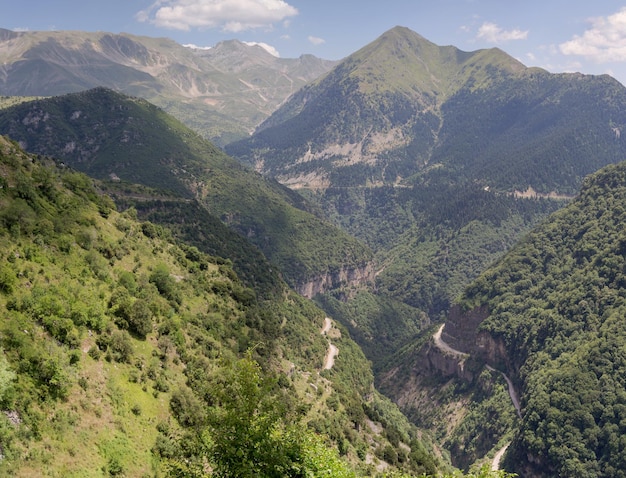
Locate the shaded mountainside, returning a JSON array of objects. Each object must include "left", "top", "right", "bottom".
[
  {"left": 0, "top": 88, "right": 373, "bottom": 292},
  {"left": 0, "top": 135, "right": 442, "bottom": 477},
  {"left": 409, "top": 161, "right": 626, "bottom": 477},
  {"left": 0, "top": 28, "right": 336, "bottom": 145}
]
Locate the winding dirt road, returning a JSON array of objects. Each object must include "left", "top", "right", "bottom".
[
  {"left": 433, "top": 323, "right": 522, "bottom": 471},
  {"left": 486, "top": 365, "right": 522, "bottom": 418},
  {"left": 433, "top": 324, "right": 468, "bottom": 359},
  {"left": 323, "top": 344, "right": 338, "bottom": 370},
  {"left": 321, "top": 317, "right": 332, "bottom": 335},
  {"left": 433, "top": 324, "right": 521, "bottom": 417},
  {"left": 491, "top": 443, "right": 510, "bottom": 471},
  {"left": 321, "top": 317, "right": 338, "bottom": 370}
]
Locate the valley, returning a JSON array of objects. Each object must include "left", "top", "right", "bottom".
[{"left": 0, "top": 22, "right": 625, "bottom": 478}]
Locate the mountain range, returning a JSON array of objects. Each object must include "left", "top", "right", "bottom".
[
  {"left": 0, "top": 28, "right": 335, "bottom": 145},
  {"left": 228, "top": 26, "right": 626, "bottom": 194},
  {"left": 2, "top": 23, "right": 626, "bottom": 477}
]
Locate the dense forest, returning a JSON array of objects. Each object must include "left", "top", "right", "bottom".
[{"left": 455, "top": 161, "right": 626, "bottom": 476}]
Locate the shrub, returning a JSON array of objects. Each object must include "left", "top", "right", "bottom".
[{"left": 170, "top": 386, "right": 205, "bottom": 428}]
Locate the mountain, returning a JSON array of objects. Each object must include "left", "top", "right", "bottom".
[
  {"left": 224, "top": 27, "right": 626, "bottom": 473},
  {"left": 394, "top": 160, "right": 626, "bottom": 477},
  {"left": 0, "top": 88, "right": 373, "bottom": 294},
  {"left": 0, "top": 135, "right": 445, "bottom": 477},
  {"left": 0, "top": 28, "right": 336, "bottom": 145},
  {"left": 227, "top": 25, "right": 626, "bottom": 193},
  {"left": 225, "top": 26, "right": 527, "bottom": 188},
  {"left": 225, "top": 25, "right": 626, "bottom": 356}
]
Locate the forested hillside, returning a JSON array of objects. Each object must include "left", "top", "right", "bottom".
[
  {"left": 0, "top": 135, "right": 444, "bottom": 476},
  {"left": 0, "top": 88, "right": 373, "bottom": 293},
  {"left": 444, "top": 161, "right": 626, "bottom": 477}
]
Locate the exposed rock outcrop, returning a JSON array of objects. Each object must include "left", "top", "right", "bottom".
[
  {"left": 296, "top": 262, "right": 375, "bottom": 298},
  {"left": 445, "top": 305, "right": 520, "bottom": 378}
]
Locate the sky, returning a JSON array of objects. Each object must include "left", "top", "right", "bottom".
[{"left": 4, "top": 1, "right": 626, "bottom": 85}]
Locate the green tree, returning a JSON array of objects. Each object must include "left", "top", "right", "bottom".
[
  {"left": 127, "top": 299, "right": 153, "bottom": 339},
  {"left": 167, "top": 353, "right": 355, "bottom": 477},
  {"left": 206, "top": 354, "right": 301, "bottom": 477}
]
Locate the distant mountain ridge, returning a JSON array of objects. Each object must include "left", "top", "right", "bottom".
[{"left": 0, "top": 28, "right": 336, "bottom": 145}]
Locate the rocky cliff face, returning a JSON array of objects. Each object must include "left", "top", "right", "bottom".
[
  {"left": 445, "top": 305, "right": 519, "bottom": 377},
  {"left": 296, "top": 262, "right": 375, "bottom": 298},
  {"left": 425, "top": 340, "right": 475, "bottom": 382}
]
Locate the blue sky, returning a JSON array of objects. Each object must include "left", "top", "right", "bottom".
[{"left": 4, "top": 1, "right": 626, "bottom": 85}]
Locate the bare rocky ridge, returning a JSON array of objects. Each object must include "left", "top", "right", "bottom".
[{"left": 0, "top": 29, "right": 336, "bottom": 145}]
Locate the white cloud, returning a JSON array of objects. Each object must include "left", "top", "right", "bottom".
[
  {"left": 560, "top": 7, "right": 626, "bottom": 63},
  {"left": 137, "top": 0, "right": 298, "bottom": 32},
  {"left": 183, "top": 43, "right": 212, "bottom": 50},
  {"left": 308, "top": 36, "right": 325, "bottom": 46},
  {"left": 243, "top": 41, "right": 280, "bottom": 57},
  {"left": 476, "top": 22, "right": 528, "bottom": 43}
]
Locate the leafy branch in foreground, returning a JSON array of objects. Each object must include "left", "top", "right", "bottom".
[{"left": 166, "top": 352, "right": 355, "bottom": 477}]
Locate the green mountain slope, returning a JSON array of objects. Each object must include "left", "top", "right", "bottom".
[
  {"left": 0, "top": 29, "right": 336, "bottom": 145},
  {"left": 226, "top": 24, "right": 626, "bottom": 347},
  {"left": 0, "top": 135, "right": 441, "bottom": 477},
  {"left": 433, "top": 70, "right": 626, "bottom": 194},
  {"left": 226, "top": 26, "right": 526, "bottom": 187},
  {"left": 426, "top": 161, "right": 626, "bottom": 476},
  {"left": 229, "top": 26, "right": 626, "bottom": 194},
  {"left": 0, "top": 88, "right": 372, "bottom": 292}
]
